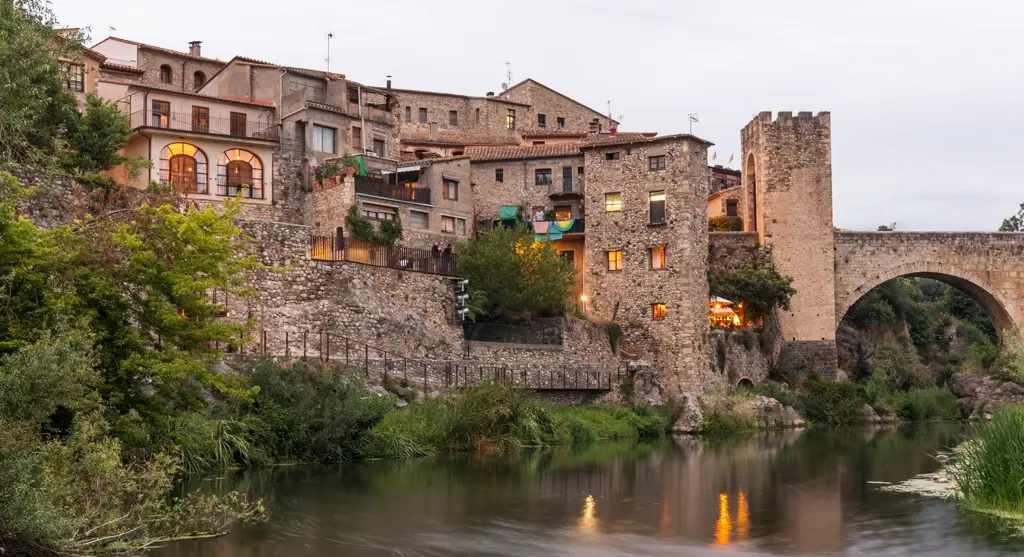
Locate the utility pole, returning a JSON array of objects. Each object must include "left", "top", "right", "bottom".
[
  {"left": 326, "top": 33, "right": 333, "bottom": 72},
  {"left": 688, "top": 113, "right": 699, "bottom": 134}
]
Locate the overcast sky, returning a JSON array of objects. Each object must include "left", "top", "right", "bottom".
[{"left": 55, "top": 0, "right": 1023, "bottom": 231}]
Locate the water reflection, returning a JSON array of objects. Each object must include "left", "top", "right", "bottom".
[{"left": 156, "top": 423, "right": 1024, "bottom": 557}]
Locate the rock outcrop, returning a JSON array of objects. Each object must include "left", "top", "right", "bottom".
[
  {"left": 670, "top": 393, "right": 705, "bottom": 433},
  {"left": 948, "top": 372, "right": 1024, "bottom": 418},
  {"left": 739, "top": 396, "right": 805, "bottom": 429}
]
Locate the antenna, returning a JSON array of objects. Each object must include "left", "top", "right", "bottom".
[
  {"left": 688, "top": 113, "right": 699, "bottom": 134},
  {"left": 108, "top": 25, "right": 116, "bottom": 37},
  {"left": 504, "top": 61, "right": 512, "bottom": 86},
  {"left": 325, "top": 32, "right": 333, "bottom": 72}
]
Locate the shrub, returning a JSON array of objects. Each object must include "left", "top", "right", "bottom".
[
  {"left": 799, "top": 379, "right": 865, "bottom": 425},
  {"left": 746, "top": 381, "right": 797, "bottom": 408},
  {"left": 709, "top": 215, "right": 743, "bottom": 232},
  {"left": 709, "top": 266, "right": 796, "bottom": 322},
  {"left": 887, "top": 388, "right": 959, "bottom": 421},
  {"left": 701, "top": 408, "right": 756, "bottom": 438},
  {"left": 950, "top": 405, "right": 1024, "bottom": 516}
]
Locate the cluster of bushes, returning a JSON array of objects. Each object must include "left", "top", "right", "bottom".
[
  {"left": 708, "top": 215, "right": 743, "bottom": 232},
  {"left": 797, "top": 378, "right": 958, "bottom": 425},
  {"left": 951, "top": 405, "right": 1024, "bottom": 517}
]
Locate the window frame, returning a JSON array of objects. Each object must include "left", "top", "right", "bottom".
[
  {"left": 418, "top": 107, "right": 427, "bottom": 123},
  {"left": 441, "top": 215, "right": 457, "bottom": 234},
  {"left": 537, "top": 113, "right": 547, "bottom": 128},
  {"left": 604, "top": 192, "right": 622, "bottom": 212},
  {"left": 605, "top": 152, "right": 620, "bottom": 161},
  {"left": 193, "top": 70, "right": 206, "bottom": 89},
  {"left": 650, "top": 246, "right": 666, "bottom": 270},
  {"left": 442, "top": 178, "right": 459, "bottom": 201},
  {"left": 312, "top": 124, "right": 337, "bottom": 154},
  {"left": 534, "top": 168, "right": 552, "bottom": 186},
  {"left": 159, "top": 64, "right": 172, "bottom": 84},
  {"left": 351, "top": 126, "right": 363, "bottom": 152},
  {"left": 151, "top": 100, "right": 171, "bottom": 128},
  {"left": 649, "top": 190, "right": 666, "bottom": 225},
  {"left": 362, "top": 203, "right": 397, "bottom": 221},
  {"left": 405, "top": 106, "right": 412, "bottom": 122},
  {"left": 606, "top": 250, "right": 623, "bottom": 272},
  {"left": 372, "top": 138, "right": 385, "bottom": 157},
  {"left": 506, "top": 109, "right": 516, "bottom": 129},
  {"left": 409, "top": 210, "right": 429, "bottom": 229},
  {"left": 456, "top": 217, "right": 466, "bottom": 235},
  {"left": 229, "top": 112, "right": 247, "bottom": 138},
  {"left": 726, "top": 199, "right": 739, "bottom": 217},
  {"left": 449, "top": 110, "right": 458, "bottom": 126},
  {"left": 62, "top": 62, "right": 85, "bottom": 92},
  {"left": 652, "top": 303, "right": 667, "bottom": 321},
  {"left": 191, "top": 106, "right": 209, "bottom": 133},
  {"left": 649, "top": 155, "right": 666, "bottom": 171},
  {"left": 495, "top": 168, "right": 504, "bottom": 183},
  {"left": 556, "top": 117, "right": 566, "bottom": 129},
  {"left": 216, "top": 148, "right": 264, "bottom": 199}
]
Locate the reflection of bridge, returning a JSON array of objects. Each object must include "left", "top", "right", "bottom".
[{"left": 737, "top": 111, "right": 1024, "bottom": 375}]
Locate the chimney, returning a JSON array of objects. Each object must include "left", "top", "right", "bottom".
[
  {"left": 588, "top": 118, "right": 600, "bottom": 134},
  {"left": 429, "top": 122, "right": 438, "bottom": 140},
  {"left": 386, "top": 78, "right": 392, "bottom": 89},
  {"left": 485, "top": 91, "right": 494, "bottom": 97},
  {"left": 188, "top": 41, "right": 202, "bottom": 57},
  {"left": 609, "top": 123, "right": 618, "bottom": 136}
]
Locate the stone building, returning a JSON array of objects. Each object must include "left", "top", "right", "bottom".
[
  {"left": 581, "top": 134, "right": 714, "bottom": 393},
  {"left": 91, "top": 37, "right": 225, "bottom": 93},
  {"left": 497, "top": 79, "right": 617, "bottom": 134}
]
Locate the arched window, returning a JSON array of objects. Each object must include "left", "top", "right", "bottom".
[
  {"left": 217, "top": 149, "right": 264, "bottom": 199},
  {"left": 159, "top": 64, "right": 172, "bottom": 84},
  {"left": 193, "top": 71, "right": 206, "bottom": 89},
  {"left": 159, "top": 143, "right": 208, "bottom": 194}
]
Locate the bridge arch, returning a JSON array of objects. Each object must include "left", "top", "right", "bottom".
[{"left": 835, "top": 262, "right": 1017, "bottom": 341}]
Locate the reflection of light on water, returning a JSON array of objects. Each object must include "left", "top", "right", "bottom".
[
  {"left": 578, "top": 495, "right": 598, "bottom": 533},
  {"left": 737, "top": 491, "right": 749, "bottom": 541},
  {"left": 714, "top": 493, "right": 731, "bottom": 545}
]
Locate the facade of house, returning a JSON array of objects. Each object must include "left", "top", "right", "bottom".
[
  {"left": 91, "top": 37, "right": 225, "bottom": 92},
  {"left": 497, "top": 79, "right": 617, "bottom": 134}
]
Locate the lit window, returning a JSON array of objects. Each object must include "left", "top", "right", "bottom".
[
  {"left": 312, "top": 125, "right": 336, "bottom": 154},
  {"left": 159, "top": 142, "right": 207, "bottom": 194},
  {"left": 649, "top": 155, "right": 666, "bottom": 171},
  {"left": 604, "top": 192, "right": 622, "bottom": 212},
  {"left": 538, "top": 113, "right": 547, "bottom": 128},
  {"left": 650, "top": 190, "right": 666, "bottom": 224},
  {"left": 151, "top": 100, "right": 170, "bottom": 128},
  {"left": 443, "top": 179, "right": 459, "bottom": 200},
  {"left": 605, "top": 152, "right": 620, "bottom": 161},
  {"left": 535, "top": 169, "right": 552, "bottom": 185},
  {"left": 441, "top": 215, "right": 456, "bottom": 233},
  {"left": 216, "top": 149, "right": 264, "bottom": 199},
  {"left": 362, "top": 203, "right": 397, "bottom": 221},
  {"left": 606, "top": 250, "right": 622, "bottom": 271},
  {"left": 652, "top": 303, "right": 667, "bottom": 321},
  {"left": 506, "top": 109, "right": 516, "bottom": 129},
  {"left": 650, "top": 246, "right": 666, "bottom": 269},
  {"left": 495, "top": 168, "right": 504, "bottom": 182},
  {"left": 419, "top": 107, "right": 427, "bottom": 122},
  {"left": 554, "top": 206, "right": 572, "bottom": 221},
  {"left": 456, "top": 218, "right": 466, "bottom": 235},
  {"left": 410, "top": 210, "right": 428, "bottom": 229}
]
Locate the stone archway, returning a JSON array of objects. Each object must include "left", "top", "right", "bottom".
[
  {"left": 744, "top": 152, "right": 757, "bottom": 232},
  {"left": 835, "top": 263, "right": 1017, "bottom": 342},
  {"left": 736, "top": 377, "right": 754, "bottom": 388}
]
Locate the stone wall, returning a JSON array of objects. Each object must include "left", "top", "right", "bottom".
[
  {"left": 709, "top": 329, "right": 772, "bottom": 386},
  {"left": 136, "top": 48, "right": 224, "bottom": 92},
  {"left": 497, "top": 80, "right": 614, "bottom": 133},
  {"left": 708, "top": 232, "right": 770, "bottom": 272},
  {"left": 582, "top": 135, "right": 712, "bottom": 394},
  {"left": 469, "top": 155, "right": 584, "bottom": 220}
]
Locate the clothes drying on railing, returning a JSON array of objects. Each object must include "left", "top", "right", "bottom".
[
  {"left": 533, "top": 218, "right": 573, "bottom": 241},
  {"left": 499, "top": 205, "right": 519, "bottom": 220}
]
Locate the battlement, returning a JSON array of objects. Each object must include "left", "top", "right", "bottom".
[{"left": 741, "top": 111, "right": 830, "bottom": 144}]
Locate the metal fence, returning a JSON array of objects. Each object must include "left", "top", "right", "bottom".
[
  {"left": 129, "top": 110, "right": 278, "bottom": 140},
  {"left": 310, "top": 235, "right": 457, "bottom": 276},
  {"left": 463, "top": 321, "right": 563, "bottom": 345},
  {"left": 354, "top": 175, "right": 432, "bottom": 204}
]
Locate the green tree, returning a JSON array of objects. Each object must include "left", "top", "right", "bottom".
[
  {"left": 999, "top": 202, "right": 1024, "bottom": 232},
  {"left": 709, "top": 266, "right": 795, "bottom": 322},
  {"left": 344, "top": 205, "right": 403, "bottom": 246},
  {"left": 457, "top": 225, "right": 576, "bottom": 320},
  {"left": 66, "top": 93, "right": 132, "bottom": 172}
]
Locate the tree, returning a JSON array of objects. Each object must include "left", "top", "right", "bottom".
[
  {"left": 999, "top": 202, "right": 1024, "bottom": 232},
  {"left": 709, "top": 266, "right": 796, "bottom": 322},
  {"left": 457, "top": 225, "right": 576, "bottom": 320},
  {"left": 877, "top": 222, "right": 897, "bottom": 231},
  {"left": 66, "top": 94, "right": 132, "bottom": 172}
]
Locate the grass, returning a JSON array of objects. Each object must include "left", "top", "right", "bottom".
[{"left": 950, "top": 405, "right": 1024, "bottom": 518}]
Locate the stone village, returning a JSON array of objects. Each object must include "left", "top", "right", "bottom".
[{"left": 52, "top": 34, "right": 1024, "bottom": 401}]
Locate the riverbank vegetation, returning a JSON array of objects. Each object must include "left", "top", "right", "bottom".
[{"left": 950, "top": 406, "right": 1024, "bottom": 519}]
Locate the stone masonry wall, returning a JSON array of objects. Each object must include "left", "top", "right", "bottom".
[
  {"left": 582, "top": 136, "right": 711, "bottom": 394},
  {"left": 469, "top": 155, "right": 584, "bottom": 220},
  {"left": 136, "top": 48, "right": 224, "bottom": 92},
  {"left": 709, "top": 329, "right": 772, "bottom": 386},
  {"left": 498, "top": 80, "right": 614, "bottom": 133},
  {"left": 708, "top": 232, "right": 770, "bottom": 272}
]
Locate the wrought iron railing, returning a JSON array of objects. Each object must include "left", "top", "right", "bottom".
[
  {"left": 129, "top": 110, "right": 278, "bottom": 140},
  {"left": 310, "top": 235, "right": 457, "bottom": 276},
  {"left": 354, "top": 175, "right": 432, "bottom": 204},
  {"left": 463, "top": 321, "right": 563, "bottom": 345}
]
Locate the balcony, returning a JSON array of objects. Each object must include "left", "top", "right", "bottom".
[
  {"left": 548, "top": 176, "right": 584, "bottom": 200},
  {"left": 354, "top": 175, "right": 432, "bottom": 204},
  {"left": 129, "top": 110, "right": 278, "bottom": 141}
]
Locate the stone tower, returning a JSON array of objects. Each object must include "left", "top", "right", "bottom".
[
  {"left": 582, "top": 134, "right": 713, "bottom": 393},
  {"left": 741, "top": 111, "right": 837, "bottom": 376}
]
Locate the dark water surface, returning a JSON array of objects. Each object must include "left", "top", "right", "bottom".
[{"left": 155, "top": 424, "right": 1024, "bottom": 556}]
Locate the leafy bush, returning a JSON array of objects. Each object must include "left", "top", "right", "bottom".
[
  {"left": 344, "top": 205, "right": 403, "bottom": 246},
  {"left": 887, "top": 388, "right": 959, "bottom": 421},
  {"left": 66, "top": 94, "right": 132, "bottom": 172},
  {"left": 745, "top": 381, "right": 798, "bottom": 408},
  {"left": 708, "top": 215, "right": 743, "bottom": 232},
  {"left": 701, "top": 407, "right": 756, "bottom": 438},
  {"left": 709, "top": 266, "right": 796, "bottom": 321},
  {"left": 551, "top": 405, "right": 666, "bottom": 447},
  {"left": 993, "top": 335, "right": 1024, "bottom": 384},
  {"left": 800, "top": 379, "right": 865, "bottom": 425},
  {"left": 950, "top": 405, "right": 1024, "bottom": 516}
]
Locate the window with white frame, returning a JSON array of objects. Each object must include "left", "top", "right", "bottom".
[
  {"left": 312, "top": 125, "right": 336, "bottom": 154},
  {"left": 410, "top": 210, "right": 429, "bottom": 229}
]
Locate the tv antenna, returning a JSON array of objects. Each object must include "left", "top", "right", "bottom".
[
  {"left": 688, "top": 113, "right": 699, "bottom": 134},
  {"left": 504, "top": 61, "right": 513, "bottom": 86},
  {"left": 326, "top": 32, "right": 333, "bottom": 72}
]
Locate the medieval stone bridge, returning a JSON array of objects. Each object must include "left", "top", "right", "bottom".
[{"left": 834, "top": 231, "right": 1024, "bottom": 339}]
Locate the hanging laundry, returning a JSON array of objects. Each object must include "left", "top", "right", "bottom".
[
  {"left": 552, "top": 219, "right": 575, "bottom": 233},
  {"left": 499, "top": 205, "right": 518, "bottom": 220},
  {"left": 548, "top": 231, "right": 563, "bottom": 241},
  {"left": 533, "top": 221, "right": 550, "bottom": 233}
]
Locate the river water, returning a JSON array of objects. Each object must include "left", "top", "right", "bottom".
[{"left": 154, "top": 424, "right": 1024, "bottom": 557}]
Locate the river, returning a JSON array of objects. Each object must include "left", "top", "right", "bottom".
[{"left": 154, "top": 423, "right": 1024, "bottom": 556}]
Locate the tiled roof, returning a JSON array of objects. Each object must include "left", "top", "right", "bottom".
[
  {"left": 707, "top": 185, "right": 742, "bottom": 199},
  {"left": 233, "top": 56, "right": 345, "bottom": 80},
  {"left": 380, "top": 86, "right": 531, "bottom": 106},
  {"left": 580, "top": 132, "right": 714, "bottom": 149},
  {"left": 710, "top": 165, "right": 741, "bottom": 177},
  {"left": 95, "top": 36, "right": 225, "bottom": 64},
  {"left": 305, "top": 100, "right": 346, "bottom": 113},
  {"left": 499, "top": 78, "right": 619, "bottom": 124},
  {"left": 518, "top": 128, "right": 587, "bottom": 138},
  {"left": 582, "top": 132, "right": 658, "bottom": 145},
  {"left": 466, "top": 143, "right": 582, "bottom": 162},
  {"left": 106, "top": 80, "right": 276, "bottom": 108},
  {"left": 402, "top": 130, "right": 519, "bottom": 147},
  {"left": 397, "top": 155, "right": 470, "bottom": 167},
  {"left": 100, "top": 61, "right": 144, "bottom": 74}
]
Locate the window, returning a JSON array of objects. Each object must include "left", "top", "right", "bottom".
[
  {"left": 537, "top": 113, "right": 547, "bottom": 128},
  {"left": 606, "top": 250, "right": 623, "bottom": 271},
  {"left": 556, "top": 117, "right": 566, "bottom": 129},
  {"left": 578, "top": 166, "right": 584, "bottom": 175},
  {"left": 193, "top": 71, "right": 206, "bottom": 89},
  {"left": 363, "top": 203, "right": 397, "bottom": 221},
  {"left": 604, "top": 192, "right": 622, "bottom": 212},
  {"left": 532, "top": 141, "right": 546, "bottom": 145},
  {"left": 495, "top": 168, "right": 504, "bottom": 182},
  {"left": 456, "top": 218, "right": 466, "bottom": 235},
  {"left": 352, "top": 126, "right": 363, "bottom": 151},
  {"left": 372, "top": 138, "right": 385, "bottom": 157},
  {"left": 216, "top": 149, "right": 264, "bottom": 199},
  {"left": 652, "top": 303, "right": 667, "bottom": 321},
  {"left": 409, "top": 210, "right": 428, "bottom": 229},
  {"left": 159, "top": 142, "right": 207, "bottom": 194},
  {"left": 61, "top": 62, "right": 84, "bottom": 92},
  {"left": 151, "top": 100, "right": 170, "bottom": 128},
  {"left": 726, "top": 199, "right": 739, "bottom": 217},
  {"left": 186, "top": 106, "right": 207, "bottom": 133},
  {"left": 554, "top": 206, "right": 572, "bottom": 220},
  {"left": 535, "top": 168, "right": 552, "bottom": 186},
  {"left": 229, "top": 112, "right": 247, "bottom": 137},
  {"left": 312, "top": 125, "right": 336, "bottom": 154},
  {"left": 418, "top": 107, "right": 427, "bottom": 122},
  {"left": 443, "top": 178, "right": 459, "bottom": 200},
  {"left": 560, "top": 250, "right": 575, "bottom": 264},
  {"left": 649, "top": 191, "right": 666, "bottom": 224},
  {"left": 650, "top": 246, "right": 666, "bottom": 269},
  {"left": 506, "top": 109, "right": 516, "bottom": 129},
  {"left": 441, "top": 215, "right": 456, "bottom": 233},
  {"left": 475, "top": 108, "right": 480, "bottom": 123},
  {"left": 561, "top": 166, "right": 573, "bottom": 193},
  {"left": 605, "top": 152, "right": 620, "bottom": 161},
  {"left": 649, "top": 155, "right": 666, "bottom": 171},
  {"left": 405, "top": 106, "right": 411, "bottom": 122},
  {"left": 159, "top": 64, "right": 172, "bottom": 83},
  {"left": 449, "top": 110, "right": 458, "bottom": 126}
]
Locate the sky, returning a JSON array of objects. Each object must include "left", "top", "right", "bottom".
[{"left": 54, "top": 0, "right": 1024, "bottom": 231}]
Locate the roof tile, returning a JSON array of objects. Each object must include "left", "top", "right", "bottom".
[
  {"left": 466, "top": 143, "right": 582, "bottom": 162},
  {"left": 402, "top": 130, "right": 519, "bottom": 147}
]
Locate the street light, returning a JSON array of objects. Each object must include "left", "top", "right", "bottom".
[{"left": 580, "top": 294, "right": 588, "bottom": 314}]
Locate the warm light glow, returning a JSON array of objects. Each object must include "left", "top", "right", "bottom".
[
  {"left": 580, "top": 294, "right": 588, "bottom": 302},
  {"left": 578, "top": 495, "right": 598, "bottom": 533},
  {"left": 714, "top": 492, "right": 731, "bottom": 545},
  {"left": 732, "top": 314, "right": 741, "bottom": 326},
  {"left": 650, "top": 191, "right": 666, "bottom": 202},
  {"left": 736, "top": 491, "right": 749, "bottom": 542}
]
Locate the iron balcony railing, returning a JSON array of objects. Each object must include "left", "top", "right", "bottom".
[
  {"left": 548, "top": 176, "right": 584, "bottom": 196},
  {"left": 463, "top": 321, "right": 563, "bottom": 345},
  {"left": 310, "top": 235, "right": 457, "bottom": 276},
  {"left": 354, "top": 175, "right": 432, "bottom": 204},
  {"left": 129, "top": 110, "right": 278, "bottom": 141}
]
